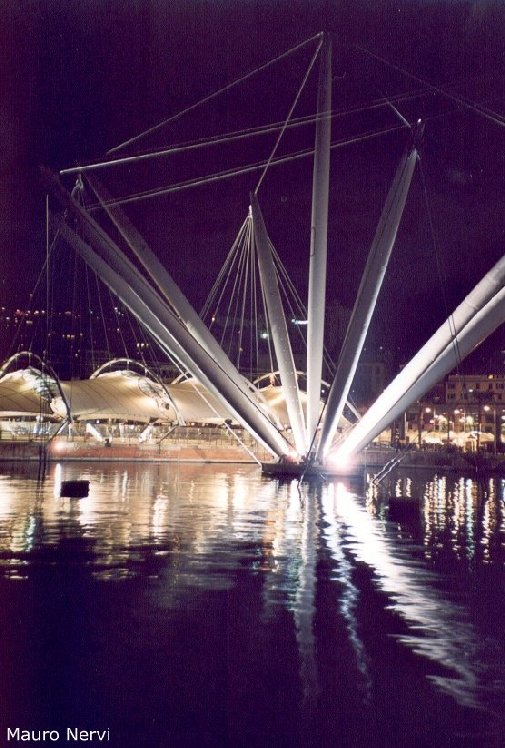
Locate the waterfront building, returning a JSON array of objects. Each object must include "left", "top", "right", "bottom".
[{"left": 401, "top": 374, "right": 505, "bottom": 451}]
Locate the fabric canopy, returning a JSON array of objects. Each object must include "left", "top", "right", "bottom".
[
  {"left": 0, "top": 369, "right": 55, "bottom": 417},
  {"left": 0, "top": 368, "right": 330, "bottom": 436},
  {"left": 52, "top": 372, "right": 176, "bottom": 423}
]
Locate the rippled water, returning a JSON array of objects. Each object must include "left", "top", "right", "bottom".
[{"left": 0, "top": 461, "right": 504, "bottom": 747}]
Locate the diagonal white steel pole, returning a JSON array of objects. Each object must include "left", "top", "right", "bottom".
[
  {"left": 43, "top": 169, "right": 286, "bottom": 423},
  {"left": 57, "top": 220, "right": 290, "bottom": 458},
  {"left": 307, "top": 33, "right": 332, "bottom": 451},
  {"left": 43, "top": 169, "right": 291, "bottom": 457},
  {"left": 317, "top": 129, "right": 420, "bottom": 462},
  {"left": 251, "top": 192, "right": 307, "bottom": 455},
  {"left": 334, "top": 254, "right": 505, "bottom": 461},
  {"left": 85, "top": 175, "right": 271, "bottom": 415}
]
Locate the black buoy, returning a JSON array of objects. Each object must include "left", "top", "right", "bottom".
[{"left": 60, "top": 480, "right": 90, "bottom": 498}]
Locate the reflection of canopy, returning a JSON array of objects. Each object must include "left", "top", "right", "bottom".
[
  {"left": 0, "top": 369, "right": 56, "bottom": 417},
  {"left": 52, "top": 372, "right": 176, "bottom": 423}
]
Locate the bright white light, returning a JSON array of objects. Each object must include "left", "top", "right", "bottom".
[{"left": 325, "top": 449, "right": 351, "bottom": 472}]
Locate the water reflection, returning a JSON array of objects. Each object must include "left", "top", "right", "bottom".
[
  {"left": 320, "top": 485, "right": 373, "bottom": 701},
  {"left": 325, "top": 481, "right": 481, "bottom": 707},
  {"left": 0, "top": 461, "right": 504, "bottom": 739},
  {"left": 369, "top": 470, "right": 505, "bottom": 569}
]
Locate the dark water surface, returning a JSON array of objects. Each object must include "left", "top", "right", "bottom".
[{"left": 0, "top": 462, "right": 504, "bottom": 747}]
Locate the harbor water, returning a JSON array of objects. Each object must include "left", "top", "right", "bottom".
[{"left": 0, "top": 461, "right": 504, "bottom": 747}]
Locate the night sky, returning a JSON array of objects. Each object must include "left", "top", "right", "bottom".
[{"left": 2, "top": 0, "right": 505, "bottom": 371}]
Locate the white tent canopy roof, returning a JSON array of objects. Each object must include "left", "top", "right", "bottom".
[
  {"left": 52, "top": 371, "right": 176, "bottom": 423},
  {"left": 0, "top": 369, "right": 57, "bottom": 418},
  {"left": 0, "top": 367, "right": 331, "bottom": 440}
]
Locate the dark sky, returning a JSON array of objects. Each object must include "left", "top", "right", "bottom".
[{"left": 2, "top": 0, "right": 505, "bottom": 368}]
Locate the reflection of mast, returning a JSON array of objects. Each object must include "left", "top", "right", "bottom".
[
  {"left": 294, "top": 484, "right": 320, "bottom": 712},
  {"left": 320, "top": 487, "right": 372, "bottom": 698},
  {"left": 258, "top": 481, "right": 320, "bottom": 713},
  {"left": 326, "top": 482, "right": 481, "bottom": 708}
]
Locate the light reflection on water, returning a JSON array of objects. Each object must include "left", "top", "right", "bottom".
[
  {"left": 327, "top": 481, "right": 480, "bottom": 707},
  {"left": 0, "top": 461, "right": 505, "bottom": 744}
]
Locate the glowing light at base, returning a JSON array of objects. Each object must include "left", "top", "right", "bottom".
[{"left": 324, "top": 448, "right": 355, "bottom": 473}]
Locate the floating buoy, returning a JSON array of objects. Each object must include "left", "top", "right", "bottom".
[{"left": 60, "top": 480, "right": 90, "bottom": 498}]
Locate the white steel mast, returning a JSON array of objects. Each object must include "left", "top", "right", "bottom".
[
  {"left": 251, "top": 192, "right": 307, "bottom": 455},
  {"left": 43, "top": 170, "right": 290, "bottom": 458},
  {"left": 57, "top": 219, "right": 290, "bottom": 458},
  {"left": 334, "top": 251, "right": 505, "bottom": 460},
  {"left": 85, "top": 176, "right": 270, "bottom": 411},
  {"left": 306, "top": 33, "right": 332, "bottom": 451},
  {"left": 316, "top": 127, "right": 420, "bottom": 462}
]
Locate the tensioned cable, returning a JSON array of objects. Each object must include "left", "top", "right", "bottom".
[
  {"left": 219, "top": 231, "right": 249, "bottom": 353},
  {"left": 86, "top": 123, "right": 408, "bottom": 210},
  {"left": 69, "top": 249, "right": 80, "bottom": 380},
  {"left": 259, "top": 270, "right": 275, "bottom": 375},
  {"left": 108, "top": 291, "right": 129, "bottom": 358},
  {"left": 125, "top": 308, "right": 146, "bottom": 364},
  {"left": 356, "top": 45, "right": 505, "bottom": 130},
  {"left": 251, "top": 222, "right": 259, "bottom": 381},
  {"left": 164, "top": 353, "right": 262, "bottom": 462},
  {"left": 45, "top": 195, "right": 50, "bottom": 361},
  {"left": 202, "top": 214, "right": 260, "bottom": 377},
  {"left": 217, "top": 229, "right": 249, "bottom": 350},
  {"left": 373, "top": 84, "right": 412, "bottom": 130},
  {"left": 18, "top": 226, "right": 61, "bottom": 359},
  {"left": 57, "top": 210, "right": 286, "bottom": 440},
  {"left": 107, "top": 32, "right": 323, "bottom": 156},
  {"left": 84, "top": 265, "right": 96, "bottom": 372},
  {"left": 95, "top": 273, "right": 111, "bottom": 360},
  {"left": 201, "top": 216, "right": 250, "bottom": 321},
  {"left": 418, "top": 154, "right": 463, "bottom": 371},
  {"left": 61, "top": 63, "right": 499, "bottom": 176},
  {"left": 272, "top": 242, "right": 335, "bottom": 377},
  {"left": 236, "top": 236, "right": 250, "bottom": 370},
  {"left": 374, "top": 77, "right": 464, "bottom": 373},
  {"left": 233, "top": 234, "right": 251, "bottom": 365},
  {"left": 255, "top": 35, "right": 323, "bottom": 193},
  {"left": 61, "top": 88, "right": 431, "bottom": 176}
]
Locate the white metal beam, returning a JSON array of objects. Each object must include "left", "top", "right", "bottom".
[
  {"left": 334, "top": 253, "right": 505, "bottom": 461},
  {"left": 317, "top": 131, "right": 419, "bottom": 462},
  {"left": 251, "top": 192, "right": 307, "bottom": 455},
  {"left": 306, "top": 33, "right": 332, "bottom": 449},
  {"left": 57, "top": 220, "right": 291, "bottom": 458},
  {"left": 85, "top": 175, "right": 267, "bottom": 411}
]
